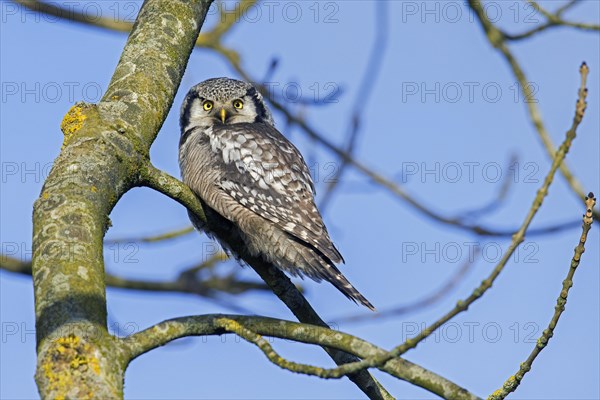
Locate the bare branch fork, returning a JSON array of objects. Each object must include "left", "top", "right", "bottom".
[{"left": 503, "top": 0, "right": 599, "bottom": 41}]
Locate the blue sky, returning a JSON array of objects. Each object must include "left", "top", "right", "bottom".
[{"left": 1, "top": 1, "right": 599, "bottom": 398}]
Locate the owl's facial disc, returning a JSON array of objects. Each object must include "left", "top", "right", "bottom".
[{"left": 181, "top": 78, "right": 275, "bottom": 133}]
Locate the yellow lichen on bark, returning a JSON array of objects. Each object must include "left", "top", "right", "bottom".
[
  {"left": 60, "top": 105, "right": 87, "bottom": 148},
  {"left": 39, "top": 334, "right": 100, "bottom": 399}
]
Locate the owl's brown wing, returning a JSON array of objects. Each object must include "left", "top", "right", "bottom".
[{"left": 209, "top": 122, "right": 343, "bottom": 265}]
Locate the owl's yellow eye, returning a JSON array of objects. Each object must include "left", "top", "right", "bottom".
[
  {"left": 203, "top": 100, "right": 213, "bottom": 111},
  {"left": 233, "top": 99, "right": 244, "bottom": 109}
]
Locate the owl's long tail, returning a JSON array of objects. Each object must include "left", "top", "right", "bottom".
[
  {"left": 233, "top": 215, "right": 376, "bottom": 311},
  {"left": 318, "top": 259, "right": 376, "bottom": 311},
  {"left": 286, "top": 238, "right": 375, "bottom": 311}
]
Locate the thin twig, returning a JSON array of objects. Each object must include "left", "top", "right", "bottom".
[
  {"left": 319, "top": 0, "right": 389, "bottom": 212},
  {"left": 488, "top": 192, "right": 596, "bottom": 399},
  {"left": 202, "top": 0, "right": 257, "bottom": 42},
  {"left": 556, "top": 0, "right": 578, "bottom": 16},
  {"left": 14, "top": 0, "right": 133, "bottom": 31},
  {"left": 456, "top": 155, "right": 517, "bottom": 220},
  {"left": 177, "top": 252, "right": 228, "bottom": 275},
  {"left": 501, "top": 0, "right": 598, "bottom": 41},
  {"left": 528, "top": 0, "right": 599, "bottom": 30},
  {"left": 0, "top": 254, "right": 268, "bottom": 300},
  {"left": 104, "top": 226, "right": 194, "bottom": 244},
  {"left": 12, "top": 0, "right": 255, "bottom": 49}
]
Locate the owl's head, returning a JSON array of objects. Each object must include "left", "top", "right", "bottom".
[{"left": 180, "top": 77, "right": 274, "bottom": 132}]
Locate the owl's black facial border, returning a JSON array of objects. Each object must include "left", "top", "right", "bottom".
[
  {"left": 246, "top": 86, "right": 270, "bottom": 124},
  {"left": 179, "top": 93, "right": 196, "bottom": 134},
  {"left": 179, "top": 125, "right": 200, "bottom": 148}
]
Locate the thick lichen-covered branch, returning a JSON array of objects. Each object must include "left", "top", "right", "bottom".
[
  {"left": 31, "top": 1, "right": 211, "bottom": 398},
  {"left": 488, "top": 192, "right": 596, "bottom": 399},
  {"left": 121, "top": 314, "right": 480, "bottom": 400}
]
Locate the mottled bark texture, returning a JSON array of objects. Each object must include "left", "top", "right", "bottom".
[{"left": 31, "top": 1, "right": 212, "bottom": 397}]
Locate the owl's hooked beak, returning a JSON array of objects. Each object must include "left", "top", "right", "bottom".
[{"left": 219, "top": 108, "right": 227, "bottom": 124}]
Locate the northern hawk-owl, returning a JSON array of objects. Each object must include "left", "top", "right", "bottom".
[{"left": 178, "top": 77, "right": 374, "bottom": 310}]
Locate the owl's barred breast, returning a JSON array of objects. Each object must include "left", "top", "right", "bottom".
[{"left": 178, "top": 78, "right": 374, "bottom": 310}]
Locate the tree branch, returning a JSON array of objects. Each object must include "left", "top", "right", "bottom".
[
  {"left": 1, "top": 253, "right": 269, "bottom": 296},
  {"left": 504, "top": 0, "right": 599, "bottom": 41},
  {"left": 121, "top": 314, "right": 480, "bottom": 400},
  {"left": 12, "top": 0, "right": 255, "bottom": 50},
  {"left": 31, "top": 1, "right": 212, "bottom": 397},
  {"left": 489, "top": 192, "right": 596, "bottom": 399},
  {"left": 0, "top": 253, "right": 267, "bottom": 316},
  {"left": 104, "top": 226, "right": 194, "bottom": 244}
]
